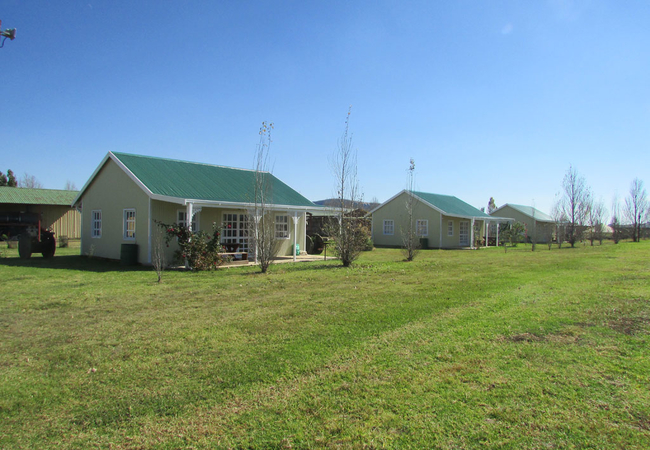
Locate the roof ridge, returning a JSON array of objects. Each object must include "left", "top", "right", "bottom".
[
  {"left": 9, "top": 187, "right": 79, "bottom": 193},
  {"left": 111, "top": 152, "right": 270, "bottom": 175},
  {"left": 412, "top": 190, "right": 456, "bottom": 198}
]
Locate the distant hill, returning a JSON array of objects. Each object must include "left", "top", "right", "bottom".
[{"left": 313, "top": 198, "right": 380, "bottom": 211}]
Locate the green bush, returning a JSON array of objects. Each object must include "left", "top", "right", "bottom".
[{"left": 159, "top": 222, "right": 227, "bottom": 271}]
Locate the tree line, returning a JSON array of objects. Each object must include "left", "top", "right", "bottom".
[
  {"left": 0, "top": 169, "right": 77, "bottom": 190},
  {"left": 553, "top": 166, "right": 648, "bottom": 245}
]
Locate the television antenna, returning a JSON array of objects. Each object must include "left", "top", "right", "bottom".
[{"left": 0, "top": 20, "right": 17, "bottom": 48}]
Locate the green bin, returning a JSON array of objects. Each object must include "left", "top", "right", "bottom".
[
  {"left": 420, "top": 238, "right": 428, "bottom": 249},
  {"left": 121, "top": 243, "right": 139, "bottom": 265},
  {"left": 293, "top": 244, "right": 300, "bottom": 256}
]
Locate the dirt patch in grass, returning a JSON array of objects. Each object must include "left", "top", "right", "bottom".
[
  {"left": 608, "top": 315, "right": 650, "bottom": 336},
  {"left": 637, "top": 417, "right": 650, "bottom": 432},
  {"left": 508, "top": 332, "right": 545, "bottom": 343},
  {"left": 602, "top": 297, "right": 650, "bottom": 336},
  {"left": 501, "top": 330, "right": 581, "bottom": 345}
]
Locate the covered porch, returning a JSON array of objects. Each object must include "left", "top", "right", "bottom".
[{"left": 170, "top": 199, "right": 327, "bottom": 264}]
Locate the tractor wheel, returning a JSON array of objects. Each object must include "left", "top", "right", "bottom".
[
  {"left": 42, "top": 234, "right": 56, "bottom": 258},
  {"left": 18, "top": 236, "right": 33, "bottom": 259}
]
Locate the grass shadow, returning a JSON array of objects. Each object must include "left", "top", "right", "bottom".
[{"left": 0, "top": 255, "right": 151, "bottom": 273}]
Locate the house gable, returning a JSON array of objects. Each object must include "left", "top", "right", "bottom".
[{"left": 77, "top": 158, "right": 151, "bottom": 262}]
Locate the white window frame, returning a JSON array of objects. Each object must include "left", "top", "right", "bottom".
[
  {"left": 123, "top": 209, "right": 136, "bottom": 240},
  {"left": 91, "top": 210, "right": 102, "bottom": 238},
  {"left": 275, "top": 215, "right": 289, "bottom": 239},
  {"left": 416, "top": 219, "right": 428, "bottom": 237},
  {"left": 177, "top": 210, "right": 199, "bottom": 232},
  {"left": 448, "top": 220, "right": 454, "bottom": 236},
  {"left": 383, "top": 219, "right": 394, "bottom": 235}
]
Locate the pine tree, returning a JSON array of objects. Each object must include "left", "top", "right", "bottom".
[{"left": 7, "top": 170, "right": 18, "bottom": 187}]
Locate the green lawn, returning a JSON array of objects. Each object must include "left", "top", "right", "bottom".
[{"left": 1, "top": 241, "right": 649, "bottom": 449}]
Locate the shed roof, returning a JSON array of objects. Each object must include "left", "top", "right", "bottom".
[
  {"left": 76, "top": 152, "right": 319, "bottom": 210},
  {"left": 0, "top": 187, "right": 78, "bottom": 206},
  {"left": 491, "top": 204, "right": 554, "bottom": 222}
]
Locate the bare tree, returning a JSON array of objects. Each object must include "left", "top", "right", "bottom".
[
  {"left": 64, "top": 180, "right": 77, "bottom": 191},
  {"left": 559, "top": 165, "right": 592, "bottom": 247},
  {"left": 151, "top": 226, "right": 166, "bottom": 283},
  {"left": 531, "top": 204, "right": 537, "bottom": 251},
  {"left": 551, "top": 197, "right": 567, "bottom": 249},
  {"left": 401, "top": 158, "right": 420, "bottom": 261},
  {"left": 248, "top": 122, "right": 280, "bottom": 273},
  {"left": 588, "top": 199, "right": 607, "bottom": 246},
  {"left": 610, "top": 195, "right": 625, "bottom": 244},
  {"left": 624, "top": 178, "right": 648, "bottom": 243},
  {"left": 324, "top": 107, "right": 368, "bottom": 267},
  {"left": 485, "top": 197, "right": 498, "bottom": 241},
  {"left": 544, "top": 224, "right": 554, "bottom": 250},
  {"left": 20, "top": 173, "right": 43, "bottom": 189}
]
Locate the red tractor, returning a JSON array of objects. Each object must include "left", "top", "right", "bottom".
[{"left": 0, "top": 212, "right": 56, "bottom": 259}]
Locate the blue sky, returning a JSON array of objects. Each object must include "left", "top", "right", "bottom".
[{"left": 2, "top": 1, "right": 648, "bottom": 214}]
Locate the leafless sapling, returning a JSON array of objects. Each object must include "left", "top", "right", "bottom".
[
  {"left": 559, "top": 165, "right": 592, "bottom": 247},
  {"left": 324, "top": 107, "right": 368, "bottom": 267},
  {"left": 588, "top": 198, "right": 607, "bottom": 246},
  {"left": 151, "top": 226, "right": 166, "bottom": 282},
  {"left": 249, "top": 122, "right": 280, "bottom": 273},
  {"left": 624, "top": 178, "right": 648, "bottom": 243},
  {"left": 401, "top": 158, "right": 420, "bottom": 261}
]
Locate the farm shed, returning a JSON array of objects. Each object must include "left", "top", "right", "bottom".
[
  {"left": 368, "top": 190, "right": 499, "bottom": 249},
  {"left": 73, "top": 152, "right": 326, "bottom": 265},
  {"left": 0, "top": 187, "right": 80, "bottom": 241},
  {"left": 490, "top": 204, "right": 555, "bottom": 243}
]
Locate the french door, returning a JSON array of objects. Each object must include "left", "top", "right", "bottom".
[
  {"left": 222, "top": 213, "right": 249, "bottom": 252},
  {"left": 459, "top": 221, "right": 470, "bottom": 246}
]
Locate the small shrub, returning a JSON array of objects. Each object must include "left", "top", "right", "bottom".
[{"left": 159, "top": 221, "right": 226, "bottom": 271}]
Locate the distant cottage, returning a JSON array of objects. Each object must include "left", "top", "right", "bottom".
[
  {"left": 490, "top": 204, "right": 555, "bottom": 243},
  {"left": 368, "top": 190, "right": 498, "bottom": 249}
]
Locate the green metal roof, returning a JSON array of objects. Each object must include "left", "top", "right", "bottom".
[
  {"left": 112, "top": 152, "right": 317, "bottom": 208},
  {"left": 412, "top": 191, "right": 491, "bottom": 218},
  {"left": 0, "top": 187, "right": 78, "bottom": 206},
  {"left": 501, "top": 204, "right": 554, "bottom": 222}
]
